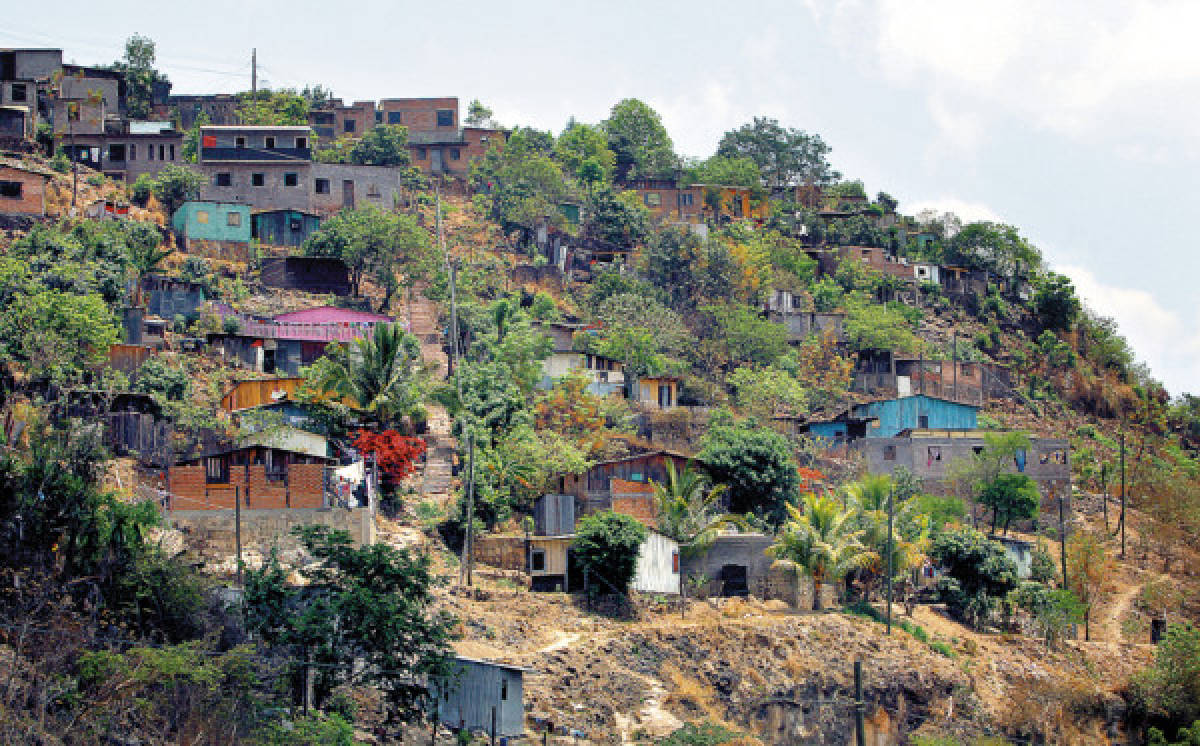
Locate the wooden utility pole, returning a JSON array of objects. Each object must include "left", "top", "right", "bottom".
[
  {"left": 853, "top": 660, "right": 866, "bottom": 746},
  {"left": 1057, "top": 485, "right": 1067, "bottom": 586},
  {"left": 886, "top": 485, "right": 894, "bottom": 635},
  {"left": 461, "top": 432, "right": 476, "bottom": 586},
  {"left": 1119, "top": 430, "right": 1127, "bottom": 559},
  {"left": 251, "top": 48, "right": 257, "bottom": 98},
  {"left": 1100, "top": 462, "right": 1109, "bottom": 534},
  {"left": 234, "top": 485, "right": 243, "bottom": 588}
]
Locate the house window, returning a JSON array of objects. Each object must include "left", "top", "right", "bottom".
[
  {"left": 658, "top": 384, "right": 673, "bottom": 408},
  {"left": 107, "top": 144, "right": 126, "bottom": 161},
  {"left": 450, "top": 147, "right": 461, "bottom": 160},
  {"left": 436, "top": 109, "right": 454, "bottom": 127},
  {"left": 679, "top": 192, "right": 694, "bottom": 207},
  {"left": 644, "top": 192, "right": 661, "bottom": 207},
  {"left": 68, "top": 104, "right": 80, "bottom": 122},
  {"left": 284, "top": 172, "right": 298, "bottom": 187},
  {"left": 205, "top": 456, "right": 228, "bottom": 484},
  {"left": 918, "top": 415, "right": 929, "bottom": 429},
  {"left": 169, "top": 144, "right": 175, "bottom": 160},
  {"left": 195, "top": 209, "right": 209, "bottom": 224},
  {"left": 883, "top": 445, "right": 896, "bottom": 461},
  {"left": 295, "top": 136, "right": 307, "bottom": 149},
  {"left": 264, "top": 136, "right": 276, "bottom": 148},
  {"left": 416, "top": 147, "right": 426, "bottom": 160},
  {"left": 315, "top": 178, "right": 330, "bottom": 194},
  {"left": 343, "top": 119, "right": 356, "bottom": 133},
  {"left": 501, "top": 678, "right": 508, "bottom": 701},
  {"left": 158, "top": 145, "right": 165, "bottom": 160},
  {"left": 531, "top": 549, "right": 546, "bottom": 572},
  {"left": 227, "top": 212, "right": 241, "bottom": 227},
  {"left": 235, "top": 136, "right": 246, "bottom": 148},
  {"left": 147, "top": 145, "right": 154, "bottom": 161},
  {"left": 129, "top": 144, "right": 137, "bottom": 160},
  {"left": 387, "top": 111, "right": 402, "bottom": 124},
  {"left": 367, "top": 183, "right": 381, "bottom": 197},
  {"left": 251, "top": 172, "right": 265, "bottom": 187},
  {"left": 0, "top": 181, "right": 22, "bottom": 199},
  {"left": 215, "top": 172, "right": 232, "bottom": 187},
  {"left": 10, "top": 83, "right": 27, "bottom": 102}
]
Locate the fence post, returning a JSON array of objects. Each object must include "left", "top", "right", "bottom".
[{"left": 854, "top": 660, "right": 865, "bottom": 746}]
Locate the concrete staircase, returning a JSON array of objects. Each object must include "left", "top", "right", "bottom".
[{"left": 406, "top": 285, "right": 447, "bottom": 378}]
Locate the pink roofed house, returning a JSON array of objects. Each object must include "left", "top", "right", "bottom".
[{"left": 272, "top": 306, "right": 394, "bottom": 324}]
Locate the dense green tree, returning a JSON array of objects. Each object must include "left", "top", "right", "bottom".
[
  {"left": 683, "top": 155, "right": 763, "bottom": 189},
  {"left": 978, "top": 473, "right": 1041, "bottom": 535},
  {"left": 1132, "top": 623, "right": 1200, "bottom": 737},
  {"left": 602, "top": 98, "right": 677, "bottom": 181},
  {"left": 930, "top": 528, "right": 1018, "bottom": 628},
  {"left": 716, "top": 116, "right": 839, "bottom": 190},
  {"left": 236, "top": 88, "right": 309, "bottom": 125},
  {"left": 697, "top": 303, "right": 789, "bottom": 371},
  {"left": 571, "top": 511, "right": 648, "bottom": 594},
  {"left": 303, "top": 205, "right": 432, "bottom": 303},
  {"left": 0, "top": 290, "right": 118, "bottom": 384},
  {"left": 151, "top": 164, "right": 204, "bottom": 216},
  {"left": 131, "top": 356, "right": 191, "bottom": 402},
  {"left": 556, "top": 120, "right": 616, "bottom": 184},
  {"left": 585, "top": 186, "right": 649, "bottom": 245},
  {"left": 944, "top": 221, "right": 1041, "bottom": 278},
  {"left": 1034, "top": 271, "right": 1082, "bottom": 332},
  {"left": 768, "top": 491, "right": 870, "bottom": 609},
  {"left": 244, "top": 525, "right": 456, "bottom": 724},
  {"left": 464, "top": 99, "right": 495, "bottom": 127},
  {"left": 110, "top": 35, "right": 169, "bottom": 119},
  {"left": 470, "top": 128, "right": 569, "bottom": 240},
  {"left": 699, "top": 415, "right": 798, "bottom": 526}
]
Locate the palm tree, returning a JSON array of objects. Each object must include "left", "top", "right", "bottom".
[
  {"left": 310, "top": 322, "right": 422, "bottom": 427},
  {"left": 842, "top": 474, "right": 929, "bottom": 602},
  {"left": 768, "top": 490, "right": 871, "bottom": 610},
  {"left": 653, "top": 460, "right": 743, "bottom": 556}
]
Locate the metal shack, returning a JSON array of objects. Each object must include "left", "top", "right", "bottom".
[{"left": 437, "top": 656, "right": 533, "bottom": 738}]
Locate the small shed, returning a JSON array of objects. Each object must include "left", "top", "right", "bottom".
[
  {"left": 252, "top": 209, "right": 321, "bottom": 248},
  {"left": 437, "top": 656, "right": 533, "bottom": 738},
  {"left": 992, "top": 535, "right": 1034, "bottom": 579},
  {"left": 0, "top": 157, "right": 54, "bottom": 216},
  {"left": 634, "top": 375, "right": 680, "bottom": 410},
  {"left": 259, "top": 256, "right": 350, "bottom": 295},
  {"left": 632, "top": 530, "right": 680, "bottom": 594},
  {"left": 141, "top": 274, "right": 206, "bottom": 320},
  {"left": 171, "top": 201, "right": 251, "bottom": 254}
]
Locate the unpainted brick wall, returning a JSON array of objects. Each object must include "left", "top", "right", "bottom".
[
  {"left": 474, "top": 535, "right": 527, "bottom": 571},
  {"left": 0, "top": 167, "right": 46, "bottom": 216}
]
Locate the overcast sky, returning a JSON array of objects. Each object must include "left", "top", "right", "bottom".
[{"left": 4, "top": 1, "right": 1196, "bottom": 396}]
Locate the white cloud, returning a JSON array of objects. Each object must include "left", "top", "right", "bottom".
[
  {"left": 1058, "top": 264, "right": 1200, "bottom": 396},
  {"left": 810, "top": 0, "right": 1200, "bottom": 157}
]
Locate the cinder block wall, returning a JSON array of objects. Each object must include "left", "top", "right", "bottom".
[
  {"left": 168, "top": 506, "right": 375, "bottom": 552},
  {"left": 474, "top": 535, "right": 526, "bottom": 570}
]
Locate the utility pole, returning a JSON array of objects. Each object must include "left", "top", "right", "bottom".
[
  {"left": 1119, "top": 429, "right": 1127, "bottom": 559},
  {"left": 1100, "top": 462, "right": 1109, "bottom": 534},
  {"left": 853, "top": 660, "right": 866, "bottom": 746},
  {"left": 886, "top": 485, "right": 894, "bottom": 635},
  {"left": 251, "top": 48, "right": 257, "bottom": 98},
  {"left": 951, "top": 329, "right": 958, "bottom": 402},
  {"left": 1057, "top": 485, "right": 1067, "bottom": 587},
  {"left": 234, "top": 485, "right": 243, "bottom": 589},
  {"left": 460, "top": 432, "right": 476, "bottom": 586}
]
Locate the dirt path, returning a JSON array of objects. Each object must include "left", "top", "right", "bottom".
[
  {"left": 614, "top": 671, "right": 684, "bottom": 744},
  {"left": 537, "top": 631, "right": 581, "bottom": 654}
]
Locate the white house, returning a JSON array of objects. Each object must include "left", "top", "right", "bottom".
[{"left": 632, "top": 529, "right": 681, "bottom": 594}]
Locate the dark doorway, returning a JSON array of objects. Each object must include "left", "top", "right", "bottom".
[
  {"left": 263, "top": 348, "right": 276, "bottom": 374},
  {"left": 342, "top": 179, "right": 355, "bottom": 207},
  {"left": 720, "top": 564, "right": 749, "bottom": 597}
]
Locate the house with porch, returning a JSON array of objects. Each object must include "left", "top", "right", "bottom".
[{"left": 208, "top": 306, "right": 393, "bottom": 375}]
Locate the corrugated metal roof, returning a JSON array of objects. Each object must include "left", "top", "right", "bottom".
[
  {"left": 128, "top": 121, "right": 172, "bottom": 134},
  {"left": 271, "top": 306, "right": 394, "bottom": 324}
]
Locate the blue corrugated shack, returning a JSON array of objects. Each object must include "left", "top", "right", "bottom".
[
  {"left": 855, "top": 394, "right": 978, "bottom": 437},
  {"left": 252, "top": 208, "right": 321, "bottom": 247},
  {"left": 805, "top": 394, "right": 979, "bottom": 443},
  {"left": 437, "top": 656, "right": 533, "bottom": 738},
  {"left": 172, "top": 201, "right": 251, "bottom": 245}
]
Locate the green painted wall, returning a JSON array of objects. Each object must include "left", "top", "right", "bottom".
[{"left": 172, "top": 201, "right": 252, "bottom": 243}]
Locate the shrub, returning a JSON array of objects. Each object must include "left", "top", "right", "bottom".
[
  {"left": 930, "top": 528, "right": 1018, "bottom": 628},
  {"left": 130, "top": 173, "right": 154, "bottom": 206},
  {"left": 571, "top": 511, "right": 647, "bottom": 595},
  {"left": 86, "top": 173, "right": 105, "bottom": 187},
  {"left": 1131, "top": 623, "right": 1200, "bottom": 735}
]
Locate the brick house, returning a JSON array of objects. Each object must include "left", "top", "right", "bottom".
[
  {"left": 0, "top": 157, "right": 54, "bottom": 216},
  {"left": 307, "top": 98, "right": 376, "bottom": 141},
  {"left": 168, "top": 439, "right": 332, "bottom": 511}
]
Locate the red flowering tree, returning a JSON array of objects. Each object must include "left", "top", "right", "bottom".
[{"left": 352, "top": 430, "right": 427, "bottom": 482}]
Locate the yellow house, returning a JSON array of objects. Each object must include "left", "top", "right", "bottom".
[{"left": 635, "top": 376, "right": 680, "bottom": 410}]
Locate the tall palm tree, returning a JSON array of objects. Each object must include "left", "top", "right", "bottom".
[
  {"left": 311, "top": 322, "right": 422, "bottom": 427},
  {"left": 768, "top": 490, "right": 871, "bottom": 610},
  {"left": 842, "top": 475, "right": 929, "bottom": 601},
  {"left": 653, "top": 460, "right": 742, "bottom": 556}
]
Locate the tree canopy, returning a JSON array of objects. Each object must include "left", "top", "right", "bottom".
[
  {"left": 602, "top": 99, "right": 677, "bottom": 182},
  {"left": 717, "top": 116, "right": 839, "bottom": 190}
]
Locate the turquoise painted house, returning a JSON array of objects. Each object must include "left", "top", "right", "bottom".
[
  {"left": 806, "top": 394, "right": 979, "bottom": 442},
  {"left": 172, "top": 201, "right": 252, "bottom": 247},
  {"left": 855, "top": 394, "right": 978, "bottom": 437}
]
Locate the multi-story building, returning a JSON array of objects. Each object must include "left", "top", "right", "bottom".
[
  {"left": 197, "top": 125, "right": 313, "bottom": 211},
  {"left": 60, "top": 120, "right": 183, "bottom": 182},
  {"left": 1, "top": 48, "right": 64, "bottom": 140},
  {"left": 378, "top": 97, "right": 504, "bottom": 177},
  {"left": 307, "top": 98, "right": 375, "bottom": 140}
]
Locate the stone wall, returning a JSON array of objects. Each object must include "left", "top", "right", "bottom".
[{"left": 167, "top": 506, "right": 375, "bottom": 554}]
